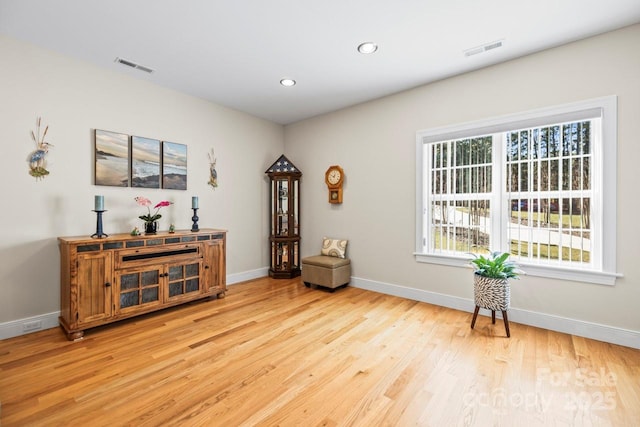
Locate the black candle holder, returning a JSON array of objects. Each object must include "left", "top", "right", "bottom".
[
  {"left": 91, "top": 210, "right": 108, "bottom": 238},
  {"left": 191, "top": 208, "right": 199, "bottom": 232}
]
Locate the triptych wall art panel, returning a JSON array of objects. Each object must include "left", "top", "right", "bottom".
[
  {"left": 131, "top": 136, "right": 161, "bottom": 188},
  {"left": 95, "top": 130, "right": 187, "bottom": 190},
  {"left": 161, "top": 141, "right": 188, "bottom": 190},
  {"left": 95, "top": 130, "right": 129, "bottom": 187}
]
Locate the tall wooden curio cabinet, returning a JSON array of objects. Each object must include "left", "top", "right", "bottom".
[{"left": 266, "top": 155, "right": 301, "bottom": 279}]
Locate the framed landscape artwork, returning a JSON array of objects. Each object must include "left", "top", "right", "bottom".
[
  {"left": 95, "top": 130, "right": 129, "bottom": 187},
  {"left": 131, "top": 136, "right": 161, "bottom": 188},
  {"left": 162, "top": 141, "right": 187, "bottom": 190}
]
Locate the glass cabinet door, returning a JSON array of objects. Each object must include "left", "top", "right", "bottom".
[
  {"left": 116, "top": 267, "right": 162, "bottom": 312},
  {"left": 292, "top": 179, "right": 299, "bottom": 236},
  {"left": 291, "top": 240, "right": 299, "bottom": 270},
  {"left": 166, "top": 261, "right": 202, "bottom": 301},
  {"left": 270, "top": 240, "right": 299, "bottom": 272},
  {"left": 271, "top": 241, "right": 287, "bottom": 271},
  {"left": 273, "top": 178, "right": 289, "bottom": 236}
]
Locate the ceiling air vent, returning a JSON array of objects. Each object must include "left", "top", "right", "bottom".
[
  {"left": 114, "top": 57, "right": 154, "bottom": 74},
  {"left": 464, "top": 39, "right": 504, "bottom": 57}
]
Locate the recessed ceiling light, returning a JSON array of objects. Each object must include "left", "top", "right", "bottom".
[
  {"left": 280, "top": 78, "right": 296, "bottom": 87},
  {"left": 357, "top": 42, "right": 378, "bottom": 54}
]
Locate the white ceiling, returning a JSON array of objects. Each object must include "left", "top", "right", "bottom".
[{"left": 1, "top": 0, "right": 639, "bottom": 125}]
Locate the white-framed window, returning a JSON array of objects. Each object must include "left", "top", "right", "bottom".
[{"left": 415, "top": 96, "right": 619, "bottom": 285}]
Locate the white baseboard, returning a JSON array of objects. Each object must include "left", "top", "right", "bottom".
[
  {"left": 227, "top": 267, "right": 270, "bottom": 285},
  {"left": 0, "top": 311, "right": 60, "bottom": 340},
  {"left": 350, "top": 277, "right": 640, "bottom": 350},
  {"left": 0, "top": 269, "right": 270, "bottom": 341}
]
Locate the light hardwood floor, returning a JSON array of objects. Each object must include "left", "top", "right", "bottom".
[{"left": 1, "top": 277, "right": 639, "bottom": 426}]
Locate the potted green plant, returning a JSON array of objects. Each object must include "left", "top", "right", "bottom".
[
  {"left": 135, "top": 197, "right": 173, "bottom": 235},
  {"left": 469, "top": 251, "right": 521, "bottom": 337},
  {"left": 470, "top": 251, "right": 520, "bottom": 280}
]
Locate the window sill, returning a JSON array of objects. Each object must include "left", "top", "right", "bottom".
[{"left": 414, "top": 253, "right": 621, "bottom": 286}]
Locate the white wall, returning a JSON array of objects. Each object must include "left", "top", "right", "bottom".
[
  {"left": 285, "top": 25, "right": 640, "bottom": 337},
  {"left": 0, "top": 35, "right": 283, "bottom": 326}
]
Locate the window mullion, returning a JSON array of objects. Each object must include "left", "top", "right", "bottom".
[
  {"left": 535, "top": 128, "right": 542, "bottom": 263},
  {"left": 527, "top": 133, "right": 531, "bottom": 258},
  {"left": 558, "top": 127, "right": 564, "bottom": 263},
  {"left": 447, "top": 141, "right": 452, "bottom": 253},
  {"left": 494, "top": 132, "right": 506, "bottom": 253}
]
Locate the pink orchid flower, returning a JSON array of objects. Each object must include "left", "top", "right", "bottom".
[
  {"left": 135, "top": 196, "right": 152, "bottom": 207},
  {"left": 135, "top": 197, "right": 173, "bottom": 222}
]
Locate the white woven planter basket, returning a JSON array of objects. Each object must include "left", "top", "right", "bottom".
[{"left": 473, "top": 273, "right": 510, "bottom": 311}]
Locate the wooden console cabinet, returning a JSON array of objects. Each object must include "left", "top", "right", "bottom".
[{"left": 58, "top": 229, "right": 226, "bottom": 340}]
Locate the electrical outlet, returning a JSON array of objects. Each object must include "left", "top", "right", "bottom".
[{"left": 23, "top": 320, "right": 42, "bottom": 332}]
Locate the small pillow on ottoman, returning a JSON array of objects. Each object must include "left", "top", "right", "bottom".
[{"left": 321, "top": 237, "right": 348, "bottom": 258}]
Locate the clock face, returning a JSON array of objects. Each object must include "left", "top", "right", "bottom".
[{"left": 328, "top": 169, "right": 341, "bottom": 185}]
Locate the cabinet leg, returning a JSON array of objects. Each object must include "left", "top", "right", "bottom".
[
  {"left": 216, "top": 292, "right": 226, "bottom": 299},
  {"left": 66, "top": 330, "right": 84, "bottom": 341}
]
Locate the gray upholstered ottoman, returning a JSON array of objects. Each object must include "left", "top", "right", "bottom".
[{"left": 301, "top": 255, "right": 351, "bottom": 291}]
